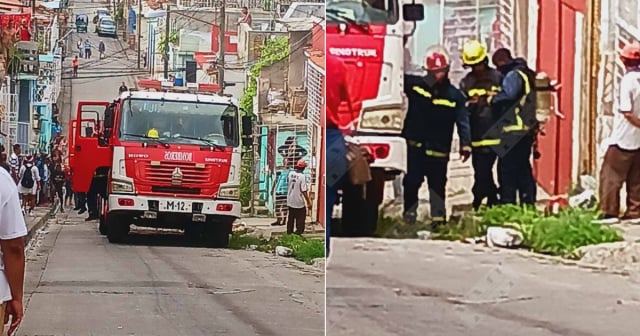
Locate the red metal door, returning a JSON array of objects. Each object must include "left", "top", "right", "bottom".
[
  {"left": 68, "top": 120, "right": 77, "bottom": 168},
  {"left": 535, "top": 0, "right": 585, "bottom": 195},
  {"left": 72, "top": 102, "right": 112, "bottom": 193}
]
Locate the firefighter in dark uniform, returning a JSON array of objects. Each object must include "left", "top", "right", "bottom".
[
  {"left": 459, "top": 40, "right": 503, "bottom": 210},
  {"left": 402, "top": 49, "right": 472, "bottom": 227},
  {"left": 489, "top": 48, "right": 538, "bottom": 206}
]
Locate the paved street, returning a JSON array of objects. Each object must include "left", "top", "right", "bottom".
[
  {"left": 327, "top": 238, "right": 640, "bottom": 336},
  {"left": 16, "top": 2, "right": 324, "bottom": 334}
]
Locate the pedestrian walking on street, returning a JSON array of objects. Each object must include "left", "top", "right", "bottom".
[
  {"left": 50, "top": 162, "right": 65, "bottom": 213},
  {"left": 325, "top": 55, "right": 351, "bottom": 256},
  {"left": 77, "top": 39, "right": 83, "bottom": 58},
  {"left": 459, "top": 40, "right": 503, "bottom": 210},
  {"left": 84, "top": 40, "right": 91, "bottom": 59},
  {"left": 0, "top": 167, "right": 28, "bottom": 336},
  {"left": 286, "top": 160, "right": 312, "bottom": 235},
  {"left": 98, "top": 40, "right": 105, "bottom": 59},
  {"left": 402, "top": 48, "right": 471, "bottom": 228},
  {"left": 142, "top": 50, "right": 147, "bottom": 68},
  {"left": 596, "top": 42, "right": 640, "bottom": 225},
  {"left": 18, "top": 155, "right": 40, "bottom": 216},
  {"left": 8, "top": 144, "right": 21, "bottom": 184},
  {"left": 63, "top": 164, "right": 73, "bottom": 209},
  {"left": 72, "top": 56, "right": 79, "bottom": 77},
  {"left": 490, "top": 48, "right": 539, "bottom": 206}
]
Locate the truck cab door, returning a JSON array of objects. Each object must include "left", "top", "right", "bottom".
[
  {"left": 72, "top": 101, "right": 111, "bottom": 193},
  {"left": 68, "top": 119, "right": 77, "bottom": 168}
]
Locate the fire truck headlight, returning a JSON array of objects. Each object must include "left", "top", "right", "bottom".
[
  {"left": 218, "top": 186, "right": 239, "bottom": 199},
  {"left": 360, "top": 108, "right": 405, "bottom": 131},
  {"left": 112, "top": 180, "right": 134, "bottom": 193}
]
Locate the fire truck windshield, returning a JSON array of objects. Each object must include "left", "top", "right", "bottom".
[
  {"left": 119, "top": 99, "right": 240, "bottom": 147},
  {"left": 326, "top": 0, "right": 398, "bottom": 24}
]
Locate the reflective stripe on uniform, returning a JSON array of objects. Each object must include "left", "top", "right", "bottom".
[
  {"left": 407, "top": 140, "right": 423, "bottom": 148},
  {"left": 468, "top": 86, "right": 501, "bottom": 97},
  {"left": 425, "top": 149, "right": 448, "bottom": 157},
  {"left": 503, "top": 70, "right": 531, "bottom": 133},
  {"left": 433, "top": 99, "right": 456, "bottom": 108},
  {"left": 412, "top": 86, "right": 432, "bottom": 98},
  {"left": 471, "top": 139, "right": 500, "bottom": 147},
  {"left": 432, "top": 216, "right": 445, "bottom": 221}
]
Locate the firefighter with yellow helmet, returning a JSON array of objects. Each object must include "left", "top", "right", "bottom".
[{"left": 459, "top": 40, "right": 503, "bottom": 210}]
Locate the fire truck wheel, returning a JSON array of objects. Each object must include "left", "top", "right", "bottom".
[
  {"left": 204, "top": 220, "right": 233, "bottom": 248},
  {"left": 106, "top": 215, "right": 130, "bottom": 243},
  {"left": 99, "top": 219, "right": 107, "bottom": 235}
]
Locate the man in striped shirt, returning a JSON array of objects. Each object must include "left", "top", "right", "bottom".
[{"left": 8, "top": 145, "right": 21, "bottom": 184}]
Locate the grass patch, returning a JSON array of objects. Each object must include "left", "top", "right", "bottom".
[
  {"left": 376, "top": 205, "right": 624, "bottom": 259},
  {"left": 229, "top": 233, "right": 325, "bottom": 264}
]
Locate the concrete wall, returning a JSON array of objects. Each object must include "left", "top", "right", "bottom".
[{"left": 287, "top": 30, "right": 311, "bottom": 90}]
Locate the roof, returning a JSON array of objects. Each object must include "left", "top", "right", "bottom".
[
  {"left": 0, "top": 0, "right": 25, "bottom": 13},
  {"left": 121, "top": 89, "right": 238, "bottom": 106}
]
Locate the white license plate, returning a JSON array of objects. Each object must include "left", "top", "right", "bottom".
[{"left": 159, "top": 200, "right": 192, "bottom": 213}]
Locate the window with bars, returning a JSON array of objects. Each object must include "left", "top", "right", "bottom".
[{"left": 306, "top": 60, "right": 322, "bottom": 127}]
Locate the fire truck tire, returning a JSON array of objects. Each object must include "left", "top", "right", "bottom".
[
  {"left": 98, "top": 198, "right": 108, "bottom": 235},
  {"left": 204, "top": 220, "right": 233, "bottom": 248},
  {"left": 99, "top": 219, "right": 107, "bottom": 235},
  {"left": 106, "top": 215, "right": 130, "bottom": 243}
]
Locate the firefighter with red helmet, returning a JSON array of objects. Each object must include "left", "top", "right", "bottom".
[
  {"left": 402, "top": 47, "right": 472, "bottom": 228},
  {"left": 459, "top": 40, "right": 503, "bottom": 210}
]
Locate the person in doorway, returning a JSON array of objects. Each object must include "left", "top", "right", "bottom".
[
  {"left": 490, "top": 48, "right": 539, "bottom": 206},
  {"left": 286, "top": 160, "right": 312, "bottom": 235},
  {"left": 0, "top": 166, "right": 28, "bottom": 336},
  {"left": 596, "top": 42, "right": 640, "bottom": 224},
  {"left": 18, "top": 155, "right": 40, "bottom": 216},
  {"left": 142, "top": 50, "right": 147, "bottom": 68},
  {"left": 402, "top": 49, "right": 471, "bottom": 228},
  {"left": 98, "top": 40, "right": 105, "bottom": 59},
  {"left": 72, "top": 56, "right": 79, "bottom": 77},
  {"left": 237, "top": 7, "right": 252, "bottom": 26},
  {"left": 271, "top": 162, "right": 293, "bottom": 227},
  {"left": 8, "top": 144, "right": 21, "bottom": 184},
  {"left": 459, "top": 40, "right": 503, "bottom": 210}
]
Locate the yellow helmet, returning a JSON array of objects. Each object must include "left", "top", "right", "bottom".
[
  {"left": 147, "top": 128, "right": 159, "bottom": 138},
  {"left": 461, "top": 40, "right": 488, "bottom": 66}
]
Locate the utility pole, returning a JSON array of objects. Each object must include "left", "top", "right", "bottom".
[
  {"left": 136, "top": 0, "right": 142, "bottom": 69},
  {"left": 218, "top": 0, "right": 225, "bottom": 94},
  {"left": 124, "top": 0, "right": 129, "bottom": 40},
  {"left": 163, "top": 5, "right": 170, "bottom": 79}
]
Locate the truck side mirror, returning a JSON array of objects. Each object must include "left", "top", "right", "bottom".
[
  {"left": 104, "top": 105, "right": 114, "bottom": 129},
  {"left": 403, "top": 3, "right": 425, "bottom": 21},
  {"left": 242, "top": 115, "right": 252, "bottom": 136}
]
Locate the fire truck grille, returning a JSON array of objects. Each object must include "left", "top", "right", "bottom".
[
  {"left": 151, "top": 186, "right": 202, "bottom": 195},
  {"left": 142, "top": 162, "right": 209, "bottom": 185}
]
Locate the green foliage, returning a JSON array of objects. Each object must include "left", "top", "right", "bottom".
[
  {"left": 239, "top": 36, "right": 289, "bottom": 114},
  {"left": 229, "top": 233, "right": 325, "bottom": 264},
  {"left": 376, "top": 205, "right": 623, "bottom": 259},
  {"left": 238, "top": 37, "right": 289, "bottom": 208},
  {"left": 157, "top": 31, "right": 179, "bottom": 60}
]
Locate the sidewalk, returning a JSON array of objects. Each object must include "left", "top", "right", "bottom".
[
  {"left": 24, "top": 206, "right": 55, "bottom": 246},
  {"left": 238, "top": 217, "right": 325, "bottom": 240}
]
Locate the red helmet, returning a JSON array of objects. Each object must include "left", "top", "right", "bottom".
[
  {"left": 296, "top": 160, "right": 307, "bottom": 169},
  {"left": 425, "top": 52, "right": 449, "bottom": 71},
  {"left": 621, "top": 42, "right": 640, "bottom": 60}
]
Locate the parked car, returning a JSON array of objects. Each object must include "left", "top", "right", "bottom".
[
  {"left": 96, "top": 16, "right": 117, "bottom": 37},
  {"left": 93, "top": 8, "right": 110, "bottom": 24}
]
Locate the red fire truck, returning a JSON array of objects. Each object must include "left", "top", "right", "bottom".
[
  {"left": 70, "top": 83, "right": 252, "bottom": 247},
  {"left": 326, "top": 0, "right": 424, "bottom": 233}
]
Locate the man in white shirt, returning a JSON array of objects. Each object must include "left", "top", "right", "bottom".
[
  {"left": 8, "top": 144, "right": 21, "bottom": 184},
  {"left": 18, "top": 156, "right": 41, "bottom": 216},
  {"left": 598, "top": 42, "right": 640, "bottom": 224},
  {"left": 286, "top": 160, "right": 312, "bottom": 235},
  {"left": 0, "top": 165, "right": 28, "bottom": 335}
]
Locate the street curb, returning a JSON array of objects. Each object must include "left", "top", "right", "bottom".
[{"left": 25, "top": 205, "right": 57, "bottom": 247}]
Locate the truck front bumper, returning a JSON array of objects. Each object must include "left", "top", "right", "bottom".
[{"left": 108, "top": 194, "right": 241, "bottom": 219}]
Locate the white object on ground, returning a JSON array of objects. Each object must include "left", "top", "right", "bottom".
[
  {"left": 416, "top": 230, "right": 431, "bottom": 240},
  {"left": 275, "top": 246, "right": 293, "bottom": 257},
  {"left": 486, "top": 227, "right": 523, "bottom": 248}
]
